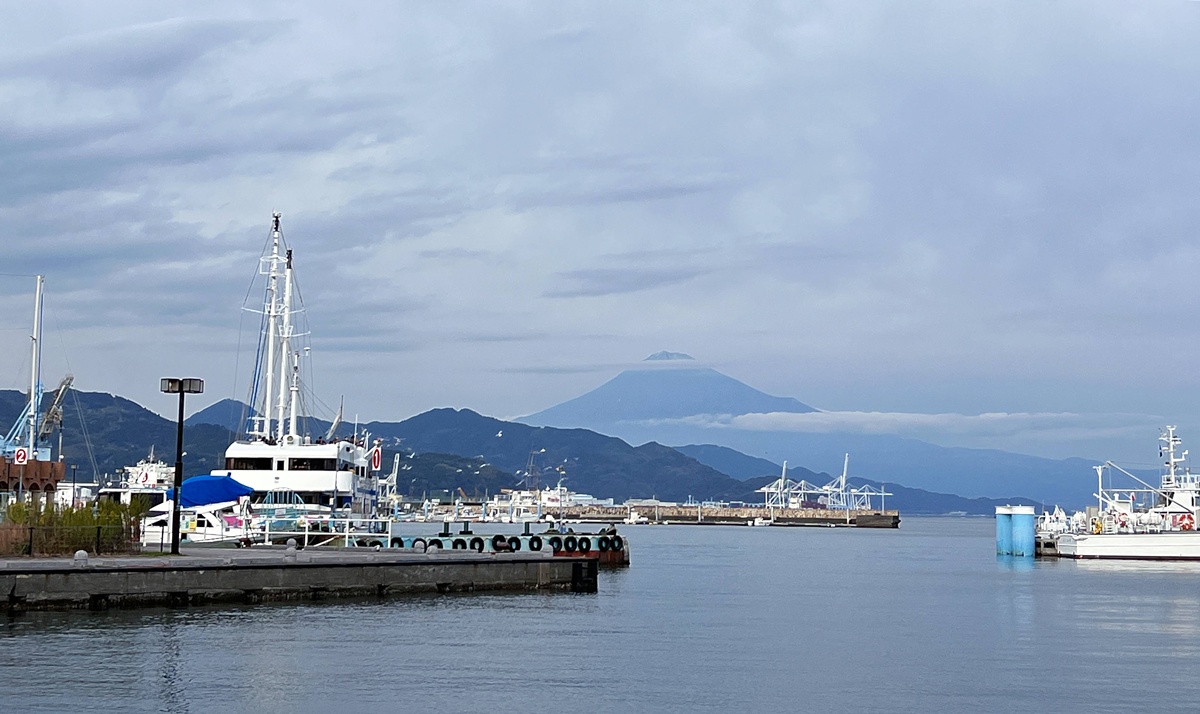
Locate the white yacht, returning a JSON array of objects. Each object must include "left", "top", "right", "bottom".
[{"left": 209, "top": 213, "right": 377, "bottom": 520}]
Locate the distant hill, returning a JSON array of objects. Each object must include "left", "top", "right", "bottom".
[
  {"left": 0, "top": 388, "right": 235, "bottom": 481},
  {"left": 675, "top": 444, "right": 785, "bottom": 480},
  {"left": 3, "top": 388, "right": 1056, "bottom": 512},
  {"left": 364, "top": 407, "right": 755, "bottom": 503},
  {"left": 185, "top": 398, "right": 252, "bottom": 432},
  {"left": 703, "top": 452, "right": 1041, "bottom": 515},
  {"left": 517, "top": 354, "right": 1110, "bottom": 508}
]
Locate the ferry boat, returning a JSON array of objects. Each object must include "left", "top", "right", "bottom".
[
  {"left": 1045, "top": 426, "right": 1200, "bottom": 560},
  {"left": 97, "top": 447, "right": 174, "bottom": 509},
  {"left": 209, "top": 213, "right": 376, "bottom": 520}
]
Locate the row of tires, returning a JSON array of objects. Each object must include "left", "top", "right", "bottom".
[{"left": 387, "top": 533, "right": 624, "bottom": 554}]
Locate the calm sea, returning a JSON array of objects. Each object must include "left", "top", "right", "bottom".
[{"left": 3, "top": 517, "right": 1200, "bottom": 713}]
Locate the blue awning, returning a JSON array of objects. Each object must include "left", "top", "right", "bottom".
[{"left": 165, "top": 475, "right": 253, "bottom": 508}]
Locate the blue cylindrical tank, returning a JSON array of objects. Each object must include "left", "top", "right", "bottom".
[
  {"left": 995, "top": 506, "right": 1013, "bottom": 556},
  {"left": 1011, "top": 505, "right": 1036, "bottom": 558}
]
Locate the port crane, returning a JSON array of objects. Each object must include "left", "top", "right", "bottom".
[{"left": 756, "top": 455, "right": 891, "bottom": 512}]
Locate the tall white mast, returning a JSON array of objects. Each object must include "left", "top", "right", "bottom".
[
  {"left": 256, "top": 213, "right": 283, "bottom": 441},
  {"left": 27, "top": 275, "right": 43, "bottom": 454},
  {"left": 276, "top": 247, "right": 294, "bottom": 442}
]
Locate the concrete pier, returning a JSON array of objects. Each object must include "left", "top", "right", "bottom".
[
  {"left": 560, "top": 504, "right": 900, "bottom": 528},
  {"left": 0, "top": 546, "right": 598, "bottom": 612}
]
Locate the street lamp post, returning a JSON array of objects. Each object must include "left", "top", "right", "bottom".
[{"left": 161, "top": 378, "right": 204, "bottom": 555}]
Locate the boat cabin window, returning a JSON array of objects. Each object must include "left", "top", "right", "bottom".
[
  {"left": 196, "top": 516, "right": 211, "bottom": 528},
  {"left": 276, "top": 460, "right": 284, "bottom": 471},
  {"left": 225, "top": 457, "right": 272, "bottom": 470},
  {"left": 289, "top": 458, "right": 337, "bottom": 471}
]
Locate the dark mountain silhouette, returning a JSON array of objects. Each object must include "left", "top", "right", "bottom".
[
  {"left": 675, "top": 444, "right": 783, "bottom": 480},
  {"left": 0, "top": 389, "right": 235, "bottom": 482},
  {"left": 4, "top": 388, "right": 1050, "bottom": 512},
  {"left": 185, "top": 398, "right": 253, "bottom": 432},
  {"left": 363, "top": 408, "right": 754, "bottom": 502}
]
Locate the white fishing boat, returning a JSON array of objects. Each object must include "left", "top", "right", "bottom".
[
  {"left": 209, "top": 213, "right": 378, "bottom": 522},
  {"left": 1051, "top": 426, "right": 1200, "bottom": 560}
]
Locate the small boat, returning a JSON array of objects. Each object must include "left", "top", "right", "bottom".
[
  {"left": 139, "top": 475, "right": 258, "bottom": 550},
  {"left": 141, "top": 500, "right": 256, "bottom": 550}
]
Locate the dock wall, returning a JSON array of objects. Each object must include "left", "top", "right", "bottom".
[{"left": 0, "top": 549, "right": 598, "bottom": 612}]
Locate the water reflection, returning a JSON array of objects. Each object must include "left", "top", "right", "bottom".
[
  {"left": 995, "top": 555, "right": 1035, "bottom": 572},
  {"left": 3, "top": 518, "right": 1200, "bottom": 713},
  {"left": 159, "top": 619, "right": 189, "bottom": 714}
]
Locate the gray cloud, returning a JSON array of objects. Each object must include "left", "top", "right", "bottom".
[
  {"left": 0, "top": 2, "right": 1197, "bottom": 463},
  {"left": 546, "top": 266, "right": 707, "bottom": 298}
]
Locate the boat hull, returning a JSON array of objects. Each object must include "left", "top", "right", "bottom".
[{"left": 1057, "top": 532, "right": 1200, "bottom": 560}]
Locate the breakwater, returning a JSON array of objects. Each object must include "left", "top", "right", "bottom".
[
  {"left": 556, "top": 504, "right": 900, "bottom": 528},
  {"left": 0, "top": 546, "right": 598, "bottom": 612}
]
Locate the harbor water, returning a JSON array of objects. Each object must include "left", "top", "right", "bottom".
[{"left": 4, "top": 517, "right": 1200, "bottom": 713}]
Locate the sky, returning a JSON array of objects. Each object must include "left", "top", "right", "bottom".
[{"left": 1, "top": 1, "right": 1199, "bottom": 465}]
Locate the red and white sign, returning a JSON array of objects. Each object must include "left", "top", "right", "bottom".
[
  {"left": 370, "top": 447, "right": 382, "bottom": 471},
  {"left": 12, "top": 447, "right": 28, "bottom": 465}
]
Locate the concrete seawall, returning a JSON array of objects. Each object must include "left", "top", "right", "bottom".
[{"left": 0, "top": 547, "right": 598, "bottom": 612}]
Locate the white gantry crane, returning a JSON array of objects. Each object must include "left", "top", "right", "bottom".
[{"left": 756, "top": 454, "right": 891, "bottom": 512}]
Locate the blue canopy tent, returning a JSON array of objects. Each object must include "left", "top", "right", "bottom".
[{"left": 165, "top": 475, "right": 254, "bottom": 508}]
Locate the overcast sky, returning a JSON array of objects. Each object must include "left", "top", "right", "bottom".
[{"left": 1, "top": 1, "right": 1198, "bottom": 464}]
